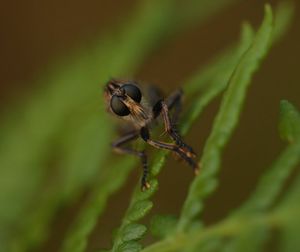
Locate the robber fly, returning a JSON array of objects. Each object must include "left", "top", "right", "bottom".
[{"left": 104, "top": 79, "right": 199, "bottom": 190}]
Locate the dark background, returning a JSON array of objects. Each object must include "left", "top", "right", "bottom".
[{"left": 1, "top": 0, "right": 299, "bottom": 251}]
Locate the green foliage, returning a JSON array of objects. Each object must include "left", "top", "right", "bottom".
[
  {"left": 177, "top": 4, "right": 274, "bottom": 232},
  {"left": 0, "top": 1, "right": 237, "bottom": 251},
  {"left": 0, "top": 1, "right": 299, "bottom": 252},
  {"left": 140, "top": 100, "right": 300, "bottom": 252},
  {"left": 61, "top": 158, "right": 135, "bottom": 252},
  {"left": 278, "top": 172, "right": 300, "bottom": 252},
  {"left": 110, "top": 179, "right": 159, "bottom": 252},
  {"left": 220, "top": 99, "right": 300, "bottom": 252},
  {"left": 279, "top": 100, "right": 300, "bottom": 142}
]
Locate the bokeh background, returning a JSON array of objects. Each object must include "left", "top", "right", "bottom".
[{"left": 0, "top": 0, "right": 299, "bottom": 251}]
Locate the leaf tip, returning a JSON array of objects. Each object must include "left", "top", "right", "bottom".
[
  {"left": 264, "top": 3, "right": 273, "bottom": 16},
  {"left": 263, "top": 3, "right": 274, "bottom": 27},
  {"left": 279, "top": 99, "right": 300, "bottom": 143}
]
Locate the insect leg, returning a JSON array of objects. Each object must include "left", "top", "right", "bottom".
[
  {"left": 159, "top": 100, "right": 197, "bottom": 160},
  {"left": 140, "top": 127, "right": 199, "bottom": 173},
  {"left": 152, "top": 89, "right": 183, "bottom": 121},
  {"left": 166, "top": 88, "right": 183, "bottom": 123},
  {"left": 112, "top": 131, "right": 150, "bottom": 190},
  {"left": 165, "top": 90, "right": 188, "bottom": 162}
]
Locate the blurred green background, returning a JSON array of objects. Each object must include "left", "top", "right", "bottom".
[{"left": 0, "top": 0, "right": 299, "bottom": 251}]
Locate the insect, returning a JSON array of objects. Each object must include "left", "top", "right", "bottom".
[{"left": 104, "top": 79, "right": 199, "bottom": 190}]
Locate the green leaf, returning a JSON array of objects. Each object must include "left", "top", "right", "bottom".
[
  {"left": 117, "top": 241, "right": 143, "bottom": 252},
  {"left": 177, "top": 4, "right": 274, "bottom": 232},
  {"left": 182, "top": 0, "right": 294, "bottom": 135},
  {"left": 218, "top": 3, "right": 297, "bottom": 251},
  {"left": 279, "top": 100, "right": 300, "bottom": 143},
  {"left": 110, "top": 184, "right": 157, "bottom": 252},
  {"left": 181, "top": 4, "right": 296, "bottom": 251},
  {"left": 128, "top": 201, "right": 154, "bottom": 222},
  {"left": 122, "top": 224, "right": 147, "bottom": 242},
  {"left": 272, "top": 1, "right": 295, "bottom": 42}
]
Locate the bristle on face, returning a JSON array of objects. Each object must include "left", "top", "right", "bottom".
[{"left": 123, "top": 96, "right": 148, "bottom": 120}]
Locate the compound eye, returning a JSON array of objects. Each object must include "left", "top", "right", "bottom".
[
  {"left": 110, "top": 95, "right": 130, "bottom": 116},
  {"left": 121, "top": 84, "right": 142, "bottom": 103}
]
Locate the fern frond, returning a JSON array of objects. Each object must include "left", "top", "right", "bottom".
[
  {"left": 142, "top": 202, "right": 300, "bottom": 252},
  {"left": 206, "top": 99, "right": 300, "bottom": 252},
  {"left": 110, "top": 181, "right": 157, "bottom": 252},
  {"left": 177, "top": 4, "right": 274, "bottom": 232},
  {"left": 217, "top": 3, "right": 296, "bottom": 251}
]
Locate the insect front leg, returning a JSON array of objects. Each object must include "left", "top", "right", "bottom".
[
  {"left": 140, "top": 127, "right": 199, "bottom": 173},
  {"left": 153, "top": 88, "right": 183, "bottom": 122},
  {"left": 112, "top": 130, "right": 150, "bottom": 190},
  {"left": 166, "top": 88, "right": 183, "bottom": 124},
  {"left": 158, "top": 99, "right": 197, "bottom": 158}
]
